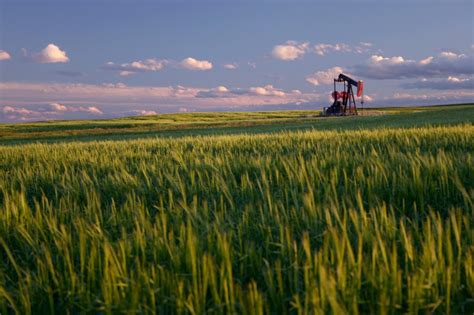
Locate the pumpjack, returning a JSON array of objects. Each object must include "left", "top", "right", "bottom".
[{"left": 323, "top": 73, "right": 364, "bottom": 116}]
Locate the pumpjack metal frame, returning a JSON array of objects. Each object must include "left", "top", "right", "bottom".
[{"left": 323, "top": 73, "right": 363, "bottom": 116}]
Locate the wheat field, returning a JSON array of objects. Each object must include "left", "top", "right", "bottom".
[{"left": 0, "top": 124, "right": 473, "bottom": 314}]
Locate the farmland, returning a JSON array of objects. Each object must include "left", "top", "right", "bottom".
[{"left": 0, "top": 104, "right": 473, "bottom": 314}]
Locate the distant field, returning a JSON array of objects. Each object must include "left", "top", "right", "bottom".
[
  {"left": 1, "top": 103, "right": 473, "bottom": 144},
  {"left": 0, "top": 104, "right": 473, "bottom": 314}
]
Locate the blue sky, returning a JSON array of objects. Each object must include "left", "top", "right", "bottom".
[{"left": 0, "top": 0, "right": 473, "bottom": 122}]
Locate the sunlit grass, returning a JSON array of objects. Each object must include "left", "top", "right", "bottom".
[
  {"left": 1, "top": 103, "right": 473, "bottom": 145},
  {"left": 0, "top": 123, "right": 472, "bottom": 314}
]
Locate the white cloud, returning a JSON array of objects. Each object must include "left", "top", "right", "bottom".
[
  {"left": 50, "top": 102, "right": 68, "bottom": 111},
  {"left": 82, "top": 106, "right": 102, "bottom": 114},
  {"left": 196, "top": 85, "right": 302, "bottom": 99},
  {"left": 314, "top": 43, "right": 351, "bottom": 56},
  {"left": 195, "top": 86, "right": 232, "bottom": 98},
  {"left": 104, "top": 59, "right": 168, "bottom": 75},
  {"left": 439, "top": 51, "right": 465, "bottom": 59},
  {"left": 1, "top": 103, "right": 102, "bottom": 122},
  {"left": 23, "top": 44, "right": 69, "bottom": 63},
  {"left": 180, "top": 57, "right": 213, "bottom": 70},
  {"left": 127, "top": 109, "right": 158, "bottom": 116},
  {"left": 272, "top": 41, "right": 375, "bottom": 60},
  {"left": 353, "top": 51, "right": 474, "bottom": 79},
  {"left": 272, "top": 41, "right": 309, "bottom": 60},
  {"left": 48, "top": 102, "right": 102, "bottom": 114},
  {"left": 0, "top": 50, "right": 11, "bottom": 61},
  {"left": 3, "top": 106, "right": 36, "bottom": 115},
  {"left": 306, "top": 66, "right": 345, "bottom": 86},
  {"left": 223, "top": 63, "right": 238, "bottom": 70},
  {"left": 105, "top": 57, "right": 213, "bottom": 73},
  {"left": 419, "top": 56, "right": 434, "bottom": 65},
  {"left": 215, "top": 86, "right": 229, "bottom": 92},
  {"left": 447, "top": 76, "right": 466, "bottom": 82},
  {"left": 369, "top": 55, "right": 406, "bottom": 64},
  {"left": 249, "top": 85, "right": 286, "bottom": 97}
]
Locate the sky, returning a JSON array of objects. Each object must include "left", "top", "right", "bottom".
[{"left": 0, "top": 0, "right": 473, "bottom": 122}]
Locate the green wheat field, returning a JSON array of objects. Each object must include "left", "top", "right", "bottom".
[{"left": 0, "top": 104, "right": 473, "bottom": 314}]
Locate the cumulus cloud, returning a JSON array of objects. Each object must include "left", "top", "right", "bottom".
[
  {"left": 104, "top": 57, "right": 214, "bottom": 74},
  {"left": 272, "top": 41, "right": 310, "bottom": 60},
  {"left": 23, "top": 44, "right": 69, "bottom": 63},
  {"left": 50, "top": 102, "right": 68, "bottom": 111},
  {"left": 223, "top": 63, "right": 238, "bottom": 70},
  {"left": 195, "top": 86, "right": 232, "bottom": 98},
  {"left": 48, "top": 103, "right": 103, "bottom": 114},
  {"left": 401, "top": 76, "right": 473, "bottom": 90},
  {"left": 305, "top": 66, "right": 345, "bottom": 86},
  {"left": 363, "top": 94, "right": 374, "bottom": 102},
  {"left": 3, "top": 106, "right": 36, "bottom": 115},
  {"left": 314, "top": 43, "right": 351, "bottom": 56},
  {"left": 180, "top": 57, "right": 213, "bottom": 70},
  {"left": 82, "top": 106, "right": 102, "bottom": 114},
  {"left": 0, "top": 50, "right": 11, "bottom": 61},
  {"left": 249, "top": 85, "right": 286, "bottom": 97},
  {"left": 215, "top": 86, "right": 229, "bottom": 92},
  {"left": 103, "top": 58, "right": 168, "bottom": 76},
  {"left": 352, "top": 51, "right": 474, "bottom": 80},
  {"left": 272, "top": 41, "right": 375, "bottom": 60},
  {"left": 197, "top": 85, "right": 290, "bottom": 98}
]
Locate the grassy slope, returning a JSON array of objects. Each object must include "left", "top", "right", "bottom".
[{"left": 0, "top": 103, "right": 473, "bottom": 144}]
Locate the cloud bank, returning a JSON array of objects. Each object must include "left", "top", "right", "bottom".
[
  {"left": 2, "top": 103, "right": 103, "bottom": 122},
  {"left": 353, "top": 52, "right": 474, "bottom": 80},
  {"left": 0, "top": 82, "right": 322, "bottom": 122}
]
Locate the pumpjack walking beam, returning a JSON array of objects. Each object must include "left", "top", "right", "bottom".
[{"left": 336, "top": 74, "right": 359, "bottom": 114}]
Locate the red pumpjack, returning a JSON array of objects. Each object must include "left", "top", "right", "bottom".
[{"left": 323, "top": 73, "right": 364, "bottom": 116}]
